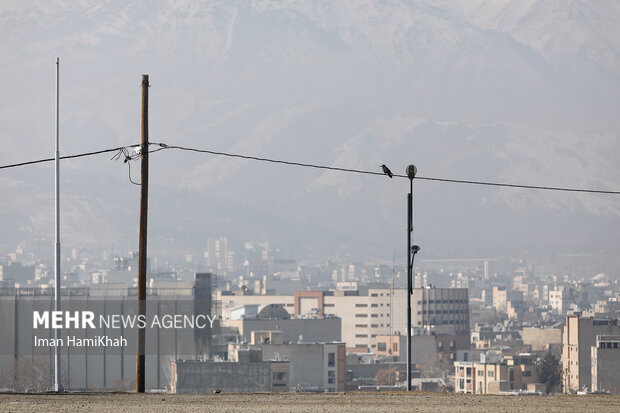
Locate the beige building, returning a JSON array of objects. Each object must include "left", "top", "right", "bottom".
[
  {"left": 590, "top": 335, "right": 620, "bottom": 394},
  {"left": 562, "top": 314, "right": 620, "bottom": 393},
  {"left": 493, "top": 286, "right": 508, "bottom": 313},
  {"left": 455, "top": 354, "right": 539, "bottom": 394},
  {"left": 216, "top": 287, "right": 469, "bottom": 352},
  {"left": 550, "top": 288, "right": 572, "bottom": 314}
]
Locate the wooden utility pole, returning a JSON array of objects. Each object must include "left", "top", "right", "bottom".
[{"left": 136, "top": 74, "right": 149, "bottom": 393}]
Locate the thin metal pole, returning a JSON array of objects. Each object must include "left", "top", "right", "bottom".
[
  {"left": 407, "top": 179, "right": 412, "bottom": 391},
  {"left": 136, "top": 74, "right": 149, "bottom": 393},
  {"left": 53, "top": 57, "right": 63, "bottom": 392}
]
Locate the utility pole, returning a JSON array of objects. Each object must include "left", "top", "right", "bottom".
[
  {"left": 53, "top": 57, "right": 63, "bottom": 392},
  {"left": 406, "top": 164, "right": 420, "bottom": 391},
  {"left": 136, "top": 74, "right": 149, "bottom": 393}
]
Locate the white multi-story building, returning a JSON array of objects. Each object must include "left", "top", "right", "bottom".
[{"left": 215, "top": 287, "right": 469, "bottom": 351}]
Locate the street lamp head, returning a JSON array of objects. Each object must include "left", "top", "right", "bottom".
[
  {"left": 406, "top": 165, "right": 417, "bottom": 180},
  {"left": 411, "top": 245, "right": 420, "bottom": 254}
]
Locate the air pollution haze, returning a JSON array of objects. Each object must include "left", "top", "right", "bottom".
[{"left": 1, "top": 0, "right": 619, "bottom": 271}]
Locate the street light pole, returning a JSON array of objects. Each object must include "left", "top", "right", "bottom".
[
  {"left": 406, "top": 164, "right": 419, "bottom": 391},
  {"left": 53, "top": 57, "right": 63, "bottom": 392}
]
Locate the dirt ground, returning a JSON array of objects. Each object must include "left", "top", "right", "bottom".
[{"left": 1, "top": 392, "right": 619, "bottom": 413}]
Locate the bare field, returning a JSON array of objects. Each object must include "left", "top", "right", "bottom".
[{"left": 1, "top": 392, "right": 619, "bottom": 413}]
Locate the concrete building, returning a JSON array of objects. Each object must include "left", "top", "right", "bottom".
[
  {"left": 550, "top": 288, "right": 573, "bottom": 314},
  {"left": 171, "top": 348, "right": 289, "bottom": 393},
  {"left": 492, "top": 286, "right": 522, "bottom": 314},
  {"left": 220, "top": 317, "right": 341, "bottom": 345},
  {"left": 216, "top": 287, "right": 469, "bottom": 352},
  {"left": 260, "top": 341, "right": 346, "bottom": 392},
  {"left": 590, "top": 335, "right": 620, "bottom": 394},
  {"left": 228, "top": 331, "right": 346, "bottom": 392},
  {"left": 493, "top": 286, "right": 508, "bottom": 313},
  {"left": 455, "top": 354, "right": 539, "bottom": 394},
  {"left": 562, "top": 313, "right": 620, "bottom": 393}
]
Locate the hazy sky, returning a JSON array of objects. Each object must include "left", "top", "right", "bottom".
[{"left": 1, "top": 1, "right": 619, "bottom": 270}]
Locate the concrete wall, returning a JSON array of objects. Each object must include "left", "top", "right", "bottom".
[
  {"left": 0, "top": 278, "right": 214, "bottom": 392},
  {"left": 522, "top": 327, "right": 562, "bottom": 352}
]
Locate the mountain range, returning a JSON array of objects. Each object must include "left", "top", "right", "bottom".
[{"left": 1, "top": 0, "right": 619, "bottom": 271}]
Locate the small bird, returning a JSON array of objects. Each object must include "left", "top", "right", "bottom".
[{"left": 381, "top": 164, "right": 393, "bottom": 178}]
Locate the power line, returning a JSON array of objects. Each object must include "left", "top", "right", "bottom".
[
  {"left": 1, "top": 142, "right": 619, "bottom": 195},
  {"left": 150, "top": 143, "right": 620, "bottom": 195},
  {"left": 0, "top": 146, "right": 139, "bottom": 170}
]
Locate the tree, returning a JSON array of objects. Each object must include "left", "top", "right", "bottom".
[{"left": 537, "top": 351, "right": 562, "bottom": 394}]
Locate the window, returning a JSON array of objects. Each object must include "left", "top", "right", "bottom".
[
  {"left": 355, "top": 324, "right": 367, "bottom": 328},
  {"left": 371, "top": 293, "right": 378, "bottom": 297},
  {"left": 273, "top": 372, "right": 285, "bottom": 381},
  {"left": 371, "top": 304, "right": 378, "bottom": 307},
  {"left": 477, "top": 370, "right": 484, "bottom": 377},
  {"left": 355, "top": 314, "right": 368, "bottom": 318},
  {"left": 393, "top": 342, "right": 398, "bottom": 351},
  {"left": 488, "top": 371, "right": 494, "bottom": 378},
  {"left": 328, "top": 353, "right": 335, "bottom": 367},
  {"left": 522, "top": 371, "right": 532, "bottom": 377},
  {"left": 356, "top": 334, "right": 368, "bottom": 338},
  {"left": 371, "top": 324, "right": 378, "bottom": 328},
  {"left": 355, "top": 303, "right": 368, "bottom": 307},
  {"left": 378, "top": 342, "right": 387, "bottom": 351},
  {"left": 371, "top": 314, "right": 378, "bottom": 318}
]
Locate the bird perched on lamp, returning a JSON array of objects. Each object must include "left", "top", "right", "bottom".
[{"left": 381, "top": 164, "right": 393, "bottom": 178}]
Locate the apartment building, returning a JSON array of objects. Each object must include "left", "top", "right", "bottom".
[
  {"left": 216, "top": 287, "right": 469, "bottom": 351},
  {"left": 454, "top": 354, "right": 539, "bottom": 394},
  {"left": 562, "top": 313, "right": 620, "bottom": 393}
]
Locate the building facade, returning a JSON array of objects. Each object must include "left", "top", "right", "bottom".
[
  {"left": 562, "top": 314, "right": 620, "bottom": 393},
  {"left": 216, "top": 287, "right": 469, "bottom": 352}
]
